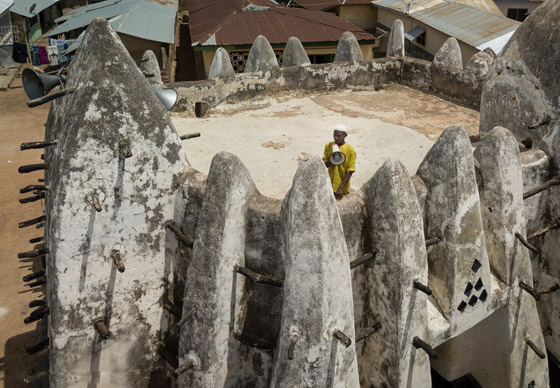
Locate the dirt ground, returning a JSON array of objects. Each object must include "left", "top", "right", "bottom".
[
  {"left": 0, "top": 67, "right": 50, "bottom": 388},
  {"left": 173, "top": 84, "right": 480, "bottom": 199}
]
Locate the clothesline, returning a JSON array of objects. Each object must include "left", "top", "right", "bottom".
[{"left": 28, "top": 39, "right": 74, "bottom": 66}]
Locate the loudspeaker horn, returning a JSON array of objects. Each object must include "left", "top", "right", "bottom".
[
  {"left": 22, "top": 68, "right": 64, "bottom": 100},
  {"left": 329, "top": 144, "right": 346, "bottom": 166},
  {"left": 152, "top": 86, "right": 177, "bottom": 111}
]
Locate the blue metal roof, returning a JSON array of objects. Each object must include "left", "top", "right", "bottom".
[
  {"left": 0, "top": 0, "right": 13, "bottom": 15},
  {"left": 46, "top": 0, "right": 175, "bottom": 44},
  {"left": 10, "top": 0, "right": 59, "bottom": 18},
  {"left": 109, "top": 1, "right": 175, "bottom": 43},
  {"left": 405, "top": 26, "right": 426, "bottom": 41},
  {"left": 54, "top": 0, "right": 122, "bottom": 23}
]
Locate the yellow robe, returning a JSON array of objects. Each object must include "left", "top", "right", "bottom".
[{"left": 322, "top": 142, "right": 356, "bottom": 194}]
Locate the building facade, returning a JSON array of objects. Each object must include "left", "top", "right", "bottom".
[
  {"left": 371, "top": 0, "right": 519, "bottom": 67},
  {"left": 493, "top": 0, "right": 544, "bottom": 21}
]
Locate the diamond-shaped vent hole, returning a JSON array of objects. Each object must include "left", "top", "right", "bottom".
[
  {"left": 468, "top": 295, "right": 478, "bottom": 307},
  {"left": 458, "top": 301, "right": 467, "bottom": 312},
  {"left": 464, "top": 283, "right": 473, "bottom": 296},
  {"left": 471, "top": 259, "right": 482, "bottom": 273},
  {"left": 475, "top": 278, "right": 483, "bottom": 291},
  {"left": 479, "top": 289, "right": 488, "bottom": 302}
]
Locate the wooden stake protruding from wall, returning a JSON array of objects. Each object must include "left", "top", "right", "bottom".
[
  {"left": 21, "top": 140, "right": 58, "bottom": 151},
  {"left": 92, "top": 192, "right": 102, "bottom": 212},
  {"left": 20, "top": 185, "right": 49, "bottom": 194},
  {"left": 174, "top": 307, "right": 196, "bottom": 329},
  {"left": 526, "top": 339, "right": 546, "bottom": 359},
  {"left": 18, "top": 248, "right": 49, "bottom": 259},
  {"left": 333, "top": 329, "right": 352, "bottom": 348},
  {"left": 20, "top": 192, "right": 46, "bottom": 204},
  {"left": 180, "top": 133, "right": 201, "bottom": 140},
  {"left": 287, "top": 335, "right": 298, "bottom": 360},
  {"left": 19, "top": 164, "right": 48, "bottom": 173},
  {"left": 119, "top": 140, "right": 132, "bottom": 158},
  {"left": 19, "top": 215, "right": 45, "bottom": 228},
  {"left": 164, "top": 220, "right": 193, "bottom": 248},
  {"left": 94, "top": 318, "right": 112, "bottom": 340},
  {"left": 413, "top": 336, "right": 438, "bottom": 359},
  {"left": 24, "top": 307, "right": 49, "bottom": 324},
  {"left": 111, "top": 250, "right": 125, "bottom": 273},
  {"left": 413, "top": 280, "right": 433, "bottom": 296},
  {"left": 349, "top": 252, "right": 376, "bottom": 269},
  {"left": 172, "top": 358, "right": 196, "bottom": 376},
  {"left": 27, "top": 89, "right": 74, "bottom": 108}
]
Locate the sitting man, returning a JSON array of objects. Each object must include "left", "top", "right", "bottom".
[{"left": 322, "top": 124, "right": 356, "bottom": 200}]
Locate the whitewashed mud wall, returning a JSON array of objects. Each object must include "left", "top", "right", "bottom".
[
  {"left": 173, "top": 125, "right": 550, "bottom": 388},
  {"left": 170, "top": 30, "right": 487, "bottom": 115},
  {"left": 479, "top": 0, "right": 560, "bottom": 369},
  {"left": 36, "top": 5, "right": 560, "bottom": 388},
  {"left": 43, "top": 18, "right": 186, "bottom": 387}
]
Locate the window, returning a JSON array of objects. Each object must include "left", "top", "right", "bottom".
[
  {"left": 507, "top": 8, "right": 528, "bottom": 22},
  {"left": 228, "top": 50, "right": 284, "bottom": 72},
  {"left": 416, "top": 32, "right": 426, "bottom": 46},
  {"left": 308, "top": 54, "right": 335, "bottom": 64}
]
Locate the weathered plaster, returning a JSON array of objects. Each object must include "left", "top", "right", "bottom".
[
  {"left": 270, "top": 156, "right": 359, "bottom": 387},
  {"left": 45, "top": 18, "right": 186, "bottom": 387}
]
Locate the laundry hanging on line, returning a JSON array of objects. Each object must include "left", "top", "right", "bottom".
[
  {"left": 38, "top": 46, "right": 49, "bottom": 65},
  {"left": 49, "top": 39, "right": 73, "bottom": 63},
  {"left": 30, "top": 46, "right": 40, "bottom": 66},
  {"left": 47, "top": 46, "right": 59, "bottom": 65},
  {"left": 12, "top": 42, "right": 29, "bottom": 63},
  {"left": 28, "top": 40, "right": 75, "bottom": 66}
]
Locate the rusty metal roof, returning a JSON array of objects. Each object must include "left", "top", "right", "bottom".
[
  {"left": 189, "top": 0, "right": 271, "bottom": 44},
  {"left": 190, "top": 0, "right": 375, "bottom": 46},
  {"left": 372, "top": 0, "right": 519, "bottom": 53},
  {"left": 291, "top": 0, "right": 371, "bottom": 11}
]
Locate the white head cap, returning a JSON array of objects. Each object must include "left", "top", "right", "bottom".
[{"left": 334, "top": 124, "right": 347, "bottom": 133}]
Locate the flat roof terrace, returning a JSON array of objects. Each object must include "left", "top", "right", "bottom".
[{"left": 172, "top": 84, "right": 479, "bottom": 199}]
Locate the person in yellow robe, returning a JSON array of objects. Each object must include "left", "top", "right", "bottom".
[{"left": 322, "top": 124, "right": 356, "bottom": 200}]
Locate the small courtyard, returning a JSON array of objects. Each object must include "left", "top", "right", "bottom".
[{"left": 172, "top": 84, "right": 480, "bottom": 199}]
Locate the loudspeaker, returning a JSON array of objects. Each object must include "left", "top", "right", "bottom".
[
  {"left": 22, "top": 68, "right": 63, "bottom": 100},
  {"left": 330, "top": 144, "right": 346, "bottom": 166},
  {"left": 152, "top": 86, "right": 177, "bottom": 111}
]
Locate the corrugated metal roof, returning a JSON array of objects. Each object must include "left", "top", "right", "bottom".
[
  {"left": 0, "top": 0, "right": 13, "bottom": 14},
  {"left": 54, "top": 0, "right": 122, "bottom": 23},
  {"left": 45, "top": 0, "right": 175, "bottom": 43},
  {"left": 291, "top": 0, "right": 370, "bottom": 11},
  {"left": 190, "top": 0, "right": 374, "bottom": 46},
  {"left": 455, "top": 0, "right": 502, "bottom": 15},
  {"left": 373, "top": 0, "right": 501, "bottom": 15},
  {"left": 372, "top": 0, "right": 519, "bottom": 53},
  {"left": 292, "top": 0, "right": 337, "bottom": 11},
  {"left": 10, "top": 0, "right": 59, "bottom": 18},
  {"left": 405, "top": 25, "right": 426, "bottom": 40},
  {"left": 189, "top": 0, "right": 272, "bottom": 44},
  {"left": 46, "top": 0, "right": 130, "bottom": 36},
  {"left": 109, "top": 2, "right": 175, "bottom": 43}
]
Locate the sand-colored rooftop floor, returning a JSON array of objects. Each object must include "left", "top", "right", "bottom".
[{"left": 172, "top": 84, "right": 480, "bottom": 199}]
